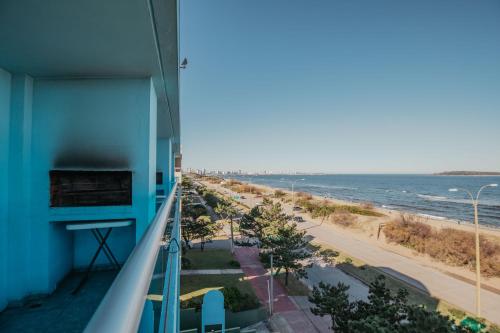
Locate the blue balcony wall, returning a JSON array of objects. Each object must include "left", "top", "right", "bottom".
[
  {"left": 0, "top": 68, "right": 12, "bottom": 310},
  {"left": 7, "top": 74, "right": 34, "bottom": 302},
  {"left": 0, "top": 75, "right": 161, "bottom": 308},
  {"left": 32, "top": 78, "right": 158, "bottom": 288}
]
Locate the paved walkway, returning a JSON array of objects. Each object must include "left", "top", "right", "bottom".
[
  {"left": 234, "top": 247, "right": 297, "bottom": 313},
  {"left": 234, "top": 247, "right": 327, "bottom": 332}
]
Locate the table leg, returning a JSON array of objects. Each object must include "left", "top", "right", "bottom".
[
  {"left": 72, "top": 228, "right": 113, "bottom": 294},
  {"left": 93, "top": 229, "right": 120, "bottom": 269}
]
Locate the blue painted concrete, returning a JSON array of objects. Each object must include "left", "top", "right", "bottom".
[
  {"left": 157, "top": 138, "right": 175, "bottom": 195},
  {"left": 202, "top": 290, "right": 225, "bottom": 333},
  {"left": 7, "top": 74, "right": 33, "bottom": 302},
  {"left": 31, "top": 78, "right": 157, "bottom": 290},
  {"left": 0, "top": 68, "right": 12, "bottom": 310},
  {"left": 0, "top": 73, "right": 175, "bottom": 310}
]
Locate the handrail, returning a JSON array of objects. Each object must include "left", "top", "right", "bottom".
[
  {"left": 159, "top": 186, "right": 182, "bottom": 332},
  {"left": 85, "top": 182, "right": 179, "bottom": 333}
]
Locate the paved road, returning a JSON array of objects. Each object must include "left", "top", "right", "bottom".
[
  {"left": 306, "top": 258, "right": 369, "bottom": 302},
  {"left": 206, "top": 182, "right": 500, "bottom": 324}
]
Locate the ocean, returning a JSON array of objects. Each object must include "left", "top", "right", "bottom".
[{"left": 228, "top": 174, "right": 500, "bottom": 228}]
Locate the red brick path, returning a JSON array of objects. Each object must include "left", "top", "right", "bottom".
[{"left": 234, "top": 247, "right": 297, "bottom": 313}]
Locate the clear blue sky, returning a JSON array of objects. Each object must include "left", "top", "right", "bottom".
[{"left": 180, "top": 1, "right": 500, "bottom": 174}]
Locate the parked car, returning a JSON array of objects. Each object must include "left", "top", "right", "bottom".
[
  {"left": 293, "top": 206, "right": 302, "bottom": 211},
  {"left": 293, "top": 216, "right": 305, "bottom": 222}
]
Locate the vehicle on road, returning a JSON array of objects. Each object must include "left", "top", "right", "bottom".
[{"left": 293, "top": 216, "right": 305, "bottom": 222}]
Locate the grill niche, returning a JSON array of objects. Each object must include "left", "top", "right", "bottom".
[{"left": 50, "top": 170, "right": 132, "bottom": 207}]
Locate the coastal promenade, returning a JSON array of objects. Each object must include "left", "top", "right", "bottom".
[{"left": 205, "top": 181, "right": 500, "bottom": 325}]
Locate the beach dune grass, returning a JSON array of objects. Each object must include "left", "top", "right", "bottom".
[
  {"left": 384, "top": 215, "right": 500, "bottom": 277},
  {"left": 223, "top": 179, "right": 263, "bottom": 195},
  {"left": 296, "top": 197, "right": 383, "bottom": 218}
]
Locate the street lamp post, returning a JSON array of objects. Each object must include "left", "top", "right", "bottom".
[
  {"left": 448, "top": 183, "right": 498, "bottom": 317},
  {"left": 291, "top": 178, "right": 305, "bottom": 217}
]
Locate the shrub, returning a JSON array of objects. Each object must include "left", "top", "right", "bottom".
[
  {"left": 383, "top": 215, "right": 432, "bottom": 252},
  {"left": 296, "top": 191, "right": 313, "bottom": 200},
  {"left": 203, "top": 176, "right": 223, "bottom": 184},
  {"left": 360, "top": 202, "right": 374, "bottom": 210},
  {"left": 295, "top": 197, "right": 381, "bottom": 218},
  {"left": 224, "top": 181, "right": 263, "bottom": 195},
  {"left": 489, "top": 324, "right": 500, "bottom": 333},
  {"left": 448, "top": 308, "right": 466, "bottom": 320},
  {"left": 202, "top": 190, "right": 221, "bottom": 208},
  {"left": 384, "top": 215, "right": 500, "bottom": 277},
  {"left": 181, "top": 298, "right": 201, "bottom": 310},
  {"left": 330, "top": 208, "right": 357, "bottom": 227},
  {"left": 228, "top": 259, "right": 241, "bottom": 268},
  {"left": 319, "top": 248, "right": 339, "bottom": 265},
  {"left": 181, "top": 287, "right": 260, "bottom": 312},
  {"left": 274, "top": 189, "right": 286, "bottom": 198},
  {"left": 181, "top": 257, "right": 191, "bottom": 269},
  {"left": 222, "top": 287, "right": 260, "bottom": 312}
]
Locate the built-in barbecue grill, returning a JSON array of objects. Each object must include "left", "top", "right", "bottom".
[{"left": 50, "top": 170, "right": 132, "bottom": 207}]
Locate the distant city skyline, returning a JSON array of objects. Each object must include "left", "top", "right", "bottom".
[{"left": 180, "top": 1, "right": 500, "bottom": 173}]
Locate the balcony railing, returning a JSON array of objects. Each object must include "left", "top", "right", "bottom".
[
  {"left": 159, "top": 186, "right": 182, "bottom": 332},
  {"left": 85, "top": 182, "right": 181, "bottom": 333}
]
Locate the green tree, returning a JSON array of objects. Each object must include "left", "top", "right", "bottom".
[
  {"left": 181, "top": 176, "right": 194, "bottom": 190},
  {"left": 309, "top": 282, "right": 354, "bottom": 331},
  {"left": 314, "top": 204, "right": 335, "bottom": 225},
  {"left": 263, "top": 222, "right": 312, "bottom": 285},
  {"left": 182, "top": 215, "right": 219, "bottom": 251},
  {"left": 194, "top": 215, "right": 220, "bottom": 251},
  {"left": 257, "top": 199, "right": 289, "bottom": 245},
  {"left": 215, "top": 199, "right": 239, "bottom": 253},
  {"left": 309, "top": 275, "right": 474, "bottom": 333},
  {"left": 181, "top": 204, "right": 207, "bottom": 246},
  {"left": 239, "top": 205, "right": 263, "bottom": 240}
]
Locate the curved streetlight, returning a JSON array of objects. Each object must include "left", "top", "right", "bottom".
[
  {"left": 448, "top": 183, "right": 498, "bottom": 317},
  {"left": 290, "top": 178, "right": 306, "bottom": 219}
]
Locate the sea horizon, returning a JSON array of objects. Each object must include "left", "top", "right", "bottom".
[{"left": 226, "top": 173, "right": 500, "bottom": 228}]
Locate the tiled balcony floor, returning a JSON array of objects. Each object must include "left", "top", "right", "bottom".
[{"left": 0, "top": 270, "right": 117, "bottom": 333}]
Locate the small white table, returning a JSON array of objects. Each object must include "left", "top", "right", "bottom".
[{"left": 64, "top": 219, "right": 134, "bottom": 293}]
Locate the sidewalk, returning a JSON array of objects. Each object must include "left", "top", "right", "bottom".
[
  {"left": 234, "top": 247, "right": 296, "bottom": 313},
  {"left": 234, "top": 247, "right": 327, "bottom": 332}
]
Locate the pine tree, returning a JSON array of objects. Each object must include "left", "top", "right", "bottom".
[
  {"left": 215, "top": 199, "right": 239, "bottom": 253},
  {"left": 194, "top": 215, "right": 220, "bottom": 251},
  {"left": 263, "top": 221, "right": 312, "bottom": 285},
  {"left": 309, "top": 275, "right": 475, "bottom": 333}
]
